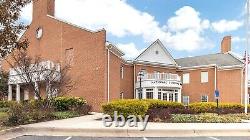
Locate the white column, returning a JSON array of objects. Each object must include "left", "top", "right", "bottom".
[
  {"left": 153, "top": 87, "right": 158, "bottom": 99},
  {"left": 16, "top": 84, "right": 20, "bottom": 102},
  {"left": 24, "top": 90, "right": 29, "bottom": 100},
  {"left": 142, "top": 88, "right": 146, "bottom": 99},
  {"left": 34, "top": 82, "right": 39, "bottom": 100},
  {"left": 8, "top": 85, "right": 12, "bottom": 101},
  {"left": 178, "top": 89, "right": 182, "bottom": 103}
]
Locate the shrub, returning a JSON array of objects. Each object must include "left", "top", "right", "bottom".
[
  {"left": 188, "top": 102, "right": 217, "bottom": 113},
  {"left": 0, "top": 101, "right": 15, "bottom": 108},
  {"left": 147, "top": 108, "right": 171, "bottom": 122},
  {"left": 102, "top": 99, "right": 149, "bottom": 118},
  {"left": 54, "top": 97, "right": 87, "bottom": 111},
  {"left": 188, "top": 102, "right": 249, "bottom": 114},
  {"left": 5, "top": 101, "right": 54, "bottom": 126},
  {"left": 144, "top": 99, "right": 184, "bottom": 109}
]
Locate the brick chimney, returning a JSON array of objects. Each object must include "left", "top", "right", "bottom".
[
  {"left": 221, "top": 36, "right": 231, "bottom": 53},
  {"left": 33, "top": 0, "right": 55, "bottom": 21}
]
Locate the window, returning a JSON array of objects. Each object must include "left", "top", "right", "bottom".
[
  {"left": 65, "top": 48, "right": 74, "bottom": 66},
  {"left": 175, "top": 93, "right": 178, "bottom": 102},
  {"left": 201, "top": 95, "right": 208, "bottom": 102},
  {"left": 120, "top": 66, "right": 124, "bottom": 79},
  {"left": 163, "top": 93, "right": 168, "bottom": 101},
  {"left": 158, "top": 91, "right": 161, "bottom": 100},
  {"left": 201, "top": 72, "right": 208, "bottom": 83},
  {"left": 138, "top": 92, "right": 142, "bottom": 99},
  {"left": 120, "top": 92, "right": 124, "bottom": 99},
  {"left": 183, "top": 73, "right": 190, "bottom": 84},
  {"left": 146, "top": 89, "right": 153, "bottom": 99},
  {"left": 169, "top": 93, "right": 174, "bottom": 102},
  {"left": 183, "top": 96, "right": 190, "bottom": 106}
]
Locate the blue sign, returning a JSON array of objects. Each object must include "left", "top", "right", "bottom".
[{"left": 215, "top": 90, "right": 220, "bottom": 98}]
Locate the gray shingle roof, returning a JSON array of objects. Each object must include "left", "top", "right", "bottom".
[{"left": 175, "top": 53, "right": 243, "bottom": 68}]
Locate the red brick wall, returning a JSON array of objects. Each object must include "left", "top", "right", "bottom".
[
  {"left": 217, "top": 69, "right": 243, "bottom": 103},
  {"left": 179, "top": 68, "right": 215, "bottom": 102}
]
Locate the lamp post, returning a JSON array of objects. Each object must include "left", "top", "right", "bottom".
[{"left": 138, "top": 70, "right": 144, "bottom": 100}]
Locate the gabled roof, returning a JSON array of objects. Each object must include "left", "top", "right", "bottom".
[
  {"left": 175, "top": 53, "right": 244, "bottom": 68},
  {"left": 135, "top": 39, "right": 177, "bottom": 65}
]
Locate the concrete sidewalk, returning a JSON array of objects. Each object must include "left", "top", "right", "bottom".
[{"left": 1, "top": 113, "right": 250, "bottom": 139}]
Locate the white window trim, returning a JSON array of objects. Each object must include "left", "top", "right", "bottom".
[
  {"left": 201, "top": 95, "right": 208, "bottom": 102},
  {"left": 201, "top": 71, "right": 208, "bottom": 83},
  {"left": 183, "top": 96, "right": 190, "bottom": 106},
  {"left": 182, "top": 73, "right": 190, "bottom": 84},
  {"left": 121, "top": 66, "right": 124, "bottom": 79}
]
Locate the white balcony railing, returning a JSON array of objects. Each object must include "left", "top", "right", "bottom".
[
  {"left": 136, "top": 73, "right": 181, "bottom": 88},
  {"left": 137, "top": 73, "right": 181, "bottom": 81},
  {"left": 8, "top": 61, "right": 60, "bottom": 84}
]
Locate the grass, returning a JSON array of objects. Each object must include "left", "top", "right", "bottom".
[
  {"left": 52, "top": 111, "right": 81, "bottom": 120},
  {"left": 171, "top": 113, "right": 250, "bottom": 123}
]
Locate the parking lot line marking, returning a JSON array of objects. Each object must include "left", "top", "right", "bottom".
[
  {"left": 142, "top": 137, "right": 148, "bottom": 140},
  {"left": 208, "top": 137, "right": 220, "bottom": 140},
  {"left": 64, "top": 136, "right": 72, "bottom": 140}
]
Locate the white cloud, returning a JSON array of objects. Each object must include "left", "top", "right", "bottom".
[
  {"left": 20, "top": 2, "right": 32, "bottom": 23},
  {"left": 163, "top": 6, "right": 213, "bottom": 51},
  {"left": 232, "top": 36, "right": 246, "bottom": 43},
  {"left": 167, "top": 6, "right": 210, "bottom": 32},
  {"left": 20, "top": 1, "right": 215, "bottom": 53},
  {"left": 212, "top": 20, "right": 243, "bottom": 33},
  {"left": 117, "top": 43, "right": 142, "bottom": 59}
]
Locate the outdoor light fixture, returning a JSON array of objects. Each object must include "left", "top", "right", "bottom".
[{"left": 138, "top": 70, "right": 144, "bottom": 100}]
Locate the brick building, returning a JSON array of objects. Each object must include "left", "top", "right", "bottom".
[{"left": 3, "top": 0, "right": 248, "bottom": 111}]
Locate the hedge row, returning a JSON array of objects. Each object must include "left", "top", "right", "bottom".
[
  {"left": 102, "top": 99, "right": 184, "bottom": 118},
  {"left": 102, "top": 100, "right": 250, "bottom": 118},
  {"left": 0, "top": 97, "right": 90, "bottom": 112}
]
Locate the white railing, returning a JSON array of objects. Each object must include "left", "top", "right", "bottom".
[
  {"left": 137, "top": 73, "right": 181, "bottom": 81},
  {"left": 8, "top": 61, "right": 60, "bottom": 84}
]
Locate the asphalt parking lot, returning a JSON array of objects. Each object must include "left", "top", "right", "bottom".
[{"left": 10, "top": 136, "right": 250, "bottom": 140}]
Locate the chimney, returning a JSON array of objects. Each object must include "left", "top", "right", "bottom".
[
  {"left": 221, "top": 36, "right": 231, "bottom": 53},
  {"left": 32, "top": 0, "right": 55, "bottom": 21}
]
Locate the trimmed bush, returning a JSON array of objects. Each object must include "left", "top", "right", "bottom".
[
  {"left": 147, "top": 108, "right": 171, "bottom": 122},
  {"left": 144, "top": 99, "right": 184, "bottom": 109},
  {"left": 54, "top": 97, "right": 87, "bottom": 111},
  {"left": 102, "top": 99, "right": 186, "bottom": 118},
  {"left": 188, "top": 102, "right": 249, "bottom": 114},
  {"left": 189, "top": 102, "right": 217, "bottom": 113},
  {"left": 102, "top": 99, "right": 149, "bottom": 118}
]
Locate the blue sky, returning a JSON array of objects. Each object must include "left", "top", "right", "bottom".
[{"left": 20, "top": 0, "right": 248, "bottom": 59}]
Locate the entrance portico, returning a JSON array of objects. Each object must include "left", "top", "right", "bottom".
[{"left": 136, "top": 73, "right": 182, "bottom": 102}]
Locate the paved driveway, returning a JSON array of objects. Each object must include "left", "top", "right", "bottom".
[{"left": 11, "top": 136, "right": 250, "bottom": 140}]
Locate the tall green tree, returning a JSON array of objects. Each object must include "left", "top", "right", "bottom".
[{"left": 0, "top": 0, "right": 31, "bottom": 58}]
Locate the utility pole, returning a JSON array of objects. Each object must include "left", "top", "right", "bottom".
[{"left": 245, "top": 0, "right": 250, "bottom": 114}]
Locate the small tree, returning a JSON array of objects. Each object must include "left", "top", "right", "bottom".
[
  {"left": 5, "top": 49, "right": 74, "bottom": 101},
  {"left": 0, "top": 72, "right": 8, "bottom": 100},
  {"left": 0, "top": 0, "right": 31, "bottom": 58}
]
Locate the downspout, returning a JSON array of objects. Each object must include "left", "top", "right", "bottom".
[
  {"left": 133, "top": 64, "right": 136, "bottom": 99},
  {"left": 107, "top": 48, "right": 110, "bottom": 102},
  {"left": 215, "top": 66, "right": 217, "bottom": 91}
]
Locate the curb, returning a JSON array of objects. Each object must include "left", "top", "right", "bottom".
[
  {"left": 0, "top": 127, "right": 23, "bottom": 136},
  {"left": 20, "top": 126, "right": 250, "bottom": 137}
]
